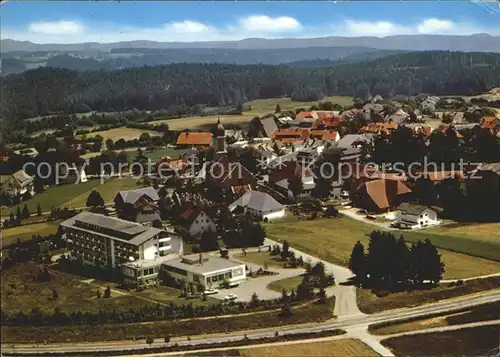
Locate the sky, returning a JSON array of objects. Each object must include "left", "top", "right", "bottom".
[{"left": 2, "top": 1, "right": 500, "bottom": 44}]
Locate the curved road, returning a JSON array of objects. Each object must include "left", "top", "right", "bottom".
[{"left": 4, "top": 289, "right": 500, "bottom": 355}]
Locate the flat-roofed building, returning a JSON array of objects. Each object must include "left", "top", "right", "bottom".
[
  {"left": 60, "top": 212, "right": 183, "bottom": 288},
  {"left": 162, "top": 254, "right": 246, "bottom": 290}
]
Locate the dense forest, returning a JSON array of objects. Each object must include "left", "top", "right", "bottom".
[{"left": 2, "top": 51, "right": 500, "bottom": 120}]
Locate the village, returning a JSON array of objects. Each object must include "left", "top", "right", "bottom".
[{"left": 1, "top": 92, "right": 500, "bottom": 354}]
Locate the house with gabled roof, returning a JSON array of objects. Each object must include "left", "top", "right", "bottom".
[
  {"left": 350, "top": 178, "right": 412, "bottom": 213},
  {"left": 176, "top": 132, "right": 213, "bottom": 148},
  {"left": 228, "top": 190, "right": 285, "bottom": 221},
  {"left": 259, "top": 117, "right": 279, "bottom": 138},
  {"left": 396, "top": 203, "right": 440, "bottom": 229},
  {"left": 269, "top": 161, "right": 315, "bottom": 200},
  {"left": 1, "top": 169, "right": 34, "bottom": 198},
  {"left": 114, "top": 187, "right": 161, "bottom": 224},
  {"left": 177, "top": 204, "right": 216, "bottom": 239}
]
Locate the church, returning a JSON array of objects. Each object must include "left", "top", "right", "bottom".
[{"left": 204, "top": 118, "right": 258, "bottom": 201}]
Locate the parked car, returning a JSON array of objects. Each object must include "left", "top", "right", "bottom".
[
  {"left": 203, "top": 288, "right": 219, "bottom": 295},
  {"left": 223, "top": 294, "right": 238, "bottom": 301}
]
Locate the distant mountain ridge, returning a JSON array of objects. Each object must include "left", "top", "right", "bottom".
[
  {"left": 2, "top": 34, "right": 500, "bottom": 52},
  {"left": 1, "top": 47, "right": 408, "bottom": 75}
]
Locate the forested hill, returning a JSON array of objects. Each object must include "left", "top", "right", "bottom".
[{"left": 2, "top": 51, "right": 500, "bottom": 120}]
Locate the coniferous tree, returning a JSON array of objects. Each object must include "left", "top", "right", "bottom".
[
  {"left": 16, "top": 206, "right": 22, "bottom": 221},
  {"left": 349, "top": 241, "right": 366, "bottom": 282},
  {"left": 22, "top": 204, "right": 30, "bottom": 219},
  {"left": 86, "top": 190, "right": 104, "bottom": 207}
]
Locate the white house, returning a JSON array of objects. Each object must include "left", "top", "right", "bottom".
[
  {"left": 178, "top": 206, "right": 217, "bottom": 239},
  {"left": 162, "top": 254, "right": 246, "bottom": 290},
  {"left": 397, "top": 203, "right": 441, "bottom": 229},
  {"left": 1, "top": 170, "right": 34, "bottom": 197},
  {"left": 228, "top": 190, "right": 285, "bottom": 221}
]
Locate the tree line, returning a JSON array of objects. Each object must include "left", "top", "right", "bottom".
[
  {"left": 349, "top": 231, "right": 445, "bottom": 289},
  {"left": 3, "top": 51, "right": 500, "bottom": 121}
]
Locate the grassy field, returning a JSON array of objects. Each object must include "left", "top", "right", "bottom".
[
  {"left": 1, "top": 263, "right": 157, "bottom": 316},
  {"left": 1, "top": 220, "right": 61, "bottom": 247},
  {"left": 370, "top": 301, "right": 500, "bottom": 335},
  {"left": 382, "top": 325, "right": 500, "bottom": 357},
  {"left": 149, "top": 96, "right": 354, "bottom": 131},
  {"left": 1, "top": 177, "right": 142, "bottom": 217},
  {"left": 150, "top": 114, "right": 256, "bottom": 131},
  {"left": 244, "top": 96, "right": 354, "bottom": 116},
  {"left": 1, "top": 297, "right": 335, "bottom": 343},
  {"left": 267, "top": 275, "right": 304, "bottom": 293},
  {"left": 62, "top": 176, "right": 140, "bottom": 208},
  {"left": 263, "top": 216, "right": 500, "bottom": 279},
  {"left": 240, "top": 339, "right": 378, "bottom": 357},
  {"left": 236, "top": 252, "right": 300, "bottom": 270},
  {"left": 1, "top": 179, "right": 103, "bottom": 215},
  {"left": 357, "top": 276, "right": 500, "bottom": 314},
  {"left": 77, "top": 127, "right": 160, "bottom": 141}
]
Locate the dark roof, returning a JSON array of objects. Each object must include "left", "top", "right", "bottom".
[
  {"left": 229, "top": 190, "right": 283, "bottom": 212},
  {"left": 260, "top": 117, "right": 278, "bottom": 137},
  {"left": 60, "top": 211, "right": 163, "bottom": 245},
  {"left": 117, "top": 187, "right": 159, "bottom": 204},
  {"left": 179, "top": 205, "right": 204, "bottom": 225},
  {"left": 397, "top": 202, "right": 435, "bottom": 215}
]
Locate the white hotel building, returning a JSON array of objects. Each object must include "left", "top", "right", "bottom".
[{"left": 60, "top": 212, "right": 183, "bottom": 288}]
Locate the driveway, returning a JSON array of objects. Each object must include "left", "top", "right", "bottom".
[
  {"left": 261, "top": 238, "right": 363, "bottom": 318},
  {"left": 339, "top": 208, "right": 395, "bottom": 230},
  {"left": 207, "top": 249, "right": 306, "bottom": 302}
]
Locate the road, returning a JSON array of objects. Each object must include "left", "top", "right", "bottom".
[{"left": 4, "top": 288, "right": 499, "bottom": 355}]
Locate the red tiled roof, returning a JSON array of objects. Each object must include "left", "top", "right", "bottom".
[
  {"left": 176, "top": 132, "right": 212, "bottom": 146},
  {"left": 310, "top": 130, "right": 338, "bottom": 141},
  {"left": 312, "top": 116, "right": 342, "bottom": 129},
  {"left": 295, "top": 111, "right": 319, "bottom": 121},
  {"left": 179, "top": 205, "right": 203, "bottom": 224},
  {"left": 360, "top": 122, "right": 398, "bottom": 134},
  {"left": 482, "top": 117, "right": 499, "bottom": 130},
  {"left": 272, "top": 128, "right": 310, "bottom": 138},
  {"left": 421, "top": 170, "right": 465, "bottom": 182},
  {"left": 352, "top": 179, "right": 411, "bottom": 211}
]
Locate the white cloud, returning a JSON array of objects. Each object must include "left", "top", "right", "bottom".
[
  {"left": 165, "top": 20, "right": 212, "bottom": 34},
  {"left": 417, "top": 18, "right": 454, "bottom": 34},
  {"left": 238, "top": 15, "right": 301, "bottom": 33},
  {"left": 2, "top": 16, "right": 498, "bottom": 44},
  {"left": 29, "top": 20, "right": 83, "bottom": 35},
  {"left": 343, "top": 20, "right": 410, "bottom": 36}
]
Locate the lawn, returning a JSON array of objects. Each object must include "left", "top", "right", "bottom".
[
  {"left": 267, "top": 275, "right": 304, "bottom": 293},
  {"left": 1, "top": 262, "right": 157, "bottom": 316},
  {"left": 382, "top": 325, "right": 500, "bottom": 356},
  {"left": 241, "top": 339, "right": 378, "bottom": 357},
  {"left": 1, "top": 220, "right": 61, "bottom": 247},
  {"left": 1, "top": 297, "right": 336, "bottom": 343},
  {"left": 244, "top": 96, "right": 354, "bottom": 116},
  {"left": 356, "top": 276, "right": 500, "bottom": 314},
  {"left": 62, "top": 176, "right": 141, "bottom": 208},
  {"left": 370, "top": 301, "right": 500, "bottom": 335},
  {"left": 236, "top": 251, "right": 300, "bottom": 270},
  {"left": 1, "top": 179, "right": 103, "bottom": 215},
  {"left": 77, "top": 127, "right": 160, "bottom": 141},
  {"left": 263, "top": 217, "right": 500, "bottom": 279}
]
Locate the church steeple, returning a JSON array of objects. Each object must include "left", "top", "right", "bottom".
[{"left": 214, "top": 117, "right": 226, "bottom": 153}]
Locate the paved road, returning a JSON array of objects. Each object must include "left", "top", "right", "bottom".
[
  {"left": 376, "top": 318, "right": 500, "bottom": 341},
  {"left": 5, "top": 287, "right": 499, "bottom": 355},
  {"left": 263, "top": 238, "right": 362, "bottom": 318}
]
